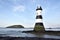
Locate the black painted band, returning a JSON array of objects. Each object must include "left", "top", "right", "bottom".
[
  {"left": 36, "top": 15, "right": 42, "bottom": 19},
  {"left": 35, "top": 23, "right": 43, "bottom": 26}
]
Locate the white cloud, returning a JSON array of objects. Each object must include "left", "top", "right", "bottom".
[{"left": 13, "top": 5, "right": 25, "bottom": 12}]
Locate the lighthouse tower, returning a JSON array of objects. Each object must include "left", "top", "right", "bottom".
[{"left": 34, "top": 6, "right": 45, "bottom": 32}]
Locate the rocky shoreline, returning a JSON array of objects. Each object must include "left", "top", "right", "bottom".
[
  {"left": 22, "top": 31, "right": 60, "bottom": 35},
  {"left": 0, "top": 37, "right": 60, "bottom": 40},
  {"left": 0, "top": 30, "right": 60, "bottom": 40}
]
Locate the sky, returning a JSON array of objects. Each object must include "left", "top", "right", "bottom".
[{"left": 0, "top": 0, "right": 60, "bottom": 28}]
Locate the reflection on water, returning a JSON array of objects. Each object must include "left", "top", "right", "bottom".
[{"left": 0, "top": 28, "right": 60, "bottom": 39}]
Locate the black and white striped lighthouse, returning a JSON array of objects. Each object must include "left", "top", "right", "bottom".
[{"left": 34, "top": 6, "right": 45, "bottom": 32}]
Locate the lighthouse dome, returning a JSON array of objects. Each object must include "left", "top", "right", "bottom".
[{"left": 36, "top": 6, "right": 42, "bottom": 11}]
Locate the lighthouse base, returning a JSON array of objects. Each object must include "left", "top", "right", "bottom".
[{"left": 34, "top": 23, "right": 45, "bottom": 32}]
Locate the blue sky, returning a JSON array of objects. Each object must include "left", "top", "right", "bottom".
[{"left": 0, "top": 0, "right": 60, "bottom": 28}]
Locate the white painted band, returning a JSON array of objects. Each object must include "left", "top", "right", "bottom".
[
  {"left": 36, "top": 10, "right": 42, "bottom": 15},
  {"left": 35, "top": 19, "right": 43, "bottom": 23}
]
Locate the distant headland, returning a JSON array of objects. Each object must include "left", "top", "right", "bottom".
[{"left": 6, "top": 25, "right": 24, "bottom": 28}]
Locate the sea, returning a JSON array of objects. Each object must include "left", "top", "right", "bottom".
[{"left": 0, "top": 28, "right": 60, "bottom": 39}]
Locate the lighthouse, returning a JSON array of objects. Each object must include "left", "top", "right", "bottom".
[{"left": 34, "top": 6, "right": 45, "bottom": 32}]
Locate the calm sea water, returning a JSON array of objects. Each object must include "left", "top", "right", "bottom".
[
  {"left": 0, "top": 28, "right": 60, "bottom": 39},
  {"left": 46, "top": 28, "right": 60, "bottom": 31}
]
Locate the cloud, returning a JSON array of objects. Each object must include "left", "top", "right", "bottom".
[{"left": 13, "top": 5, "right": 25, "bottom": 12}]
